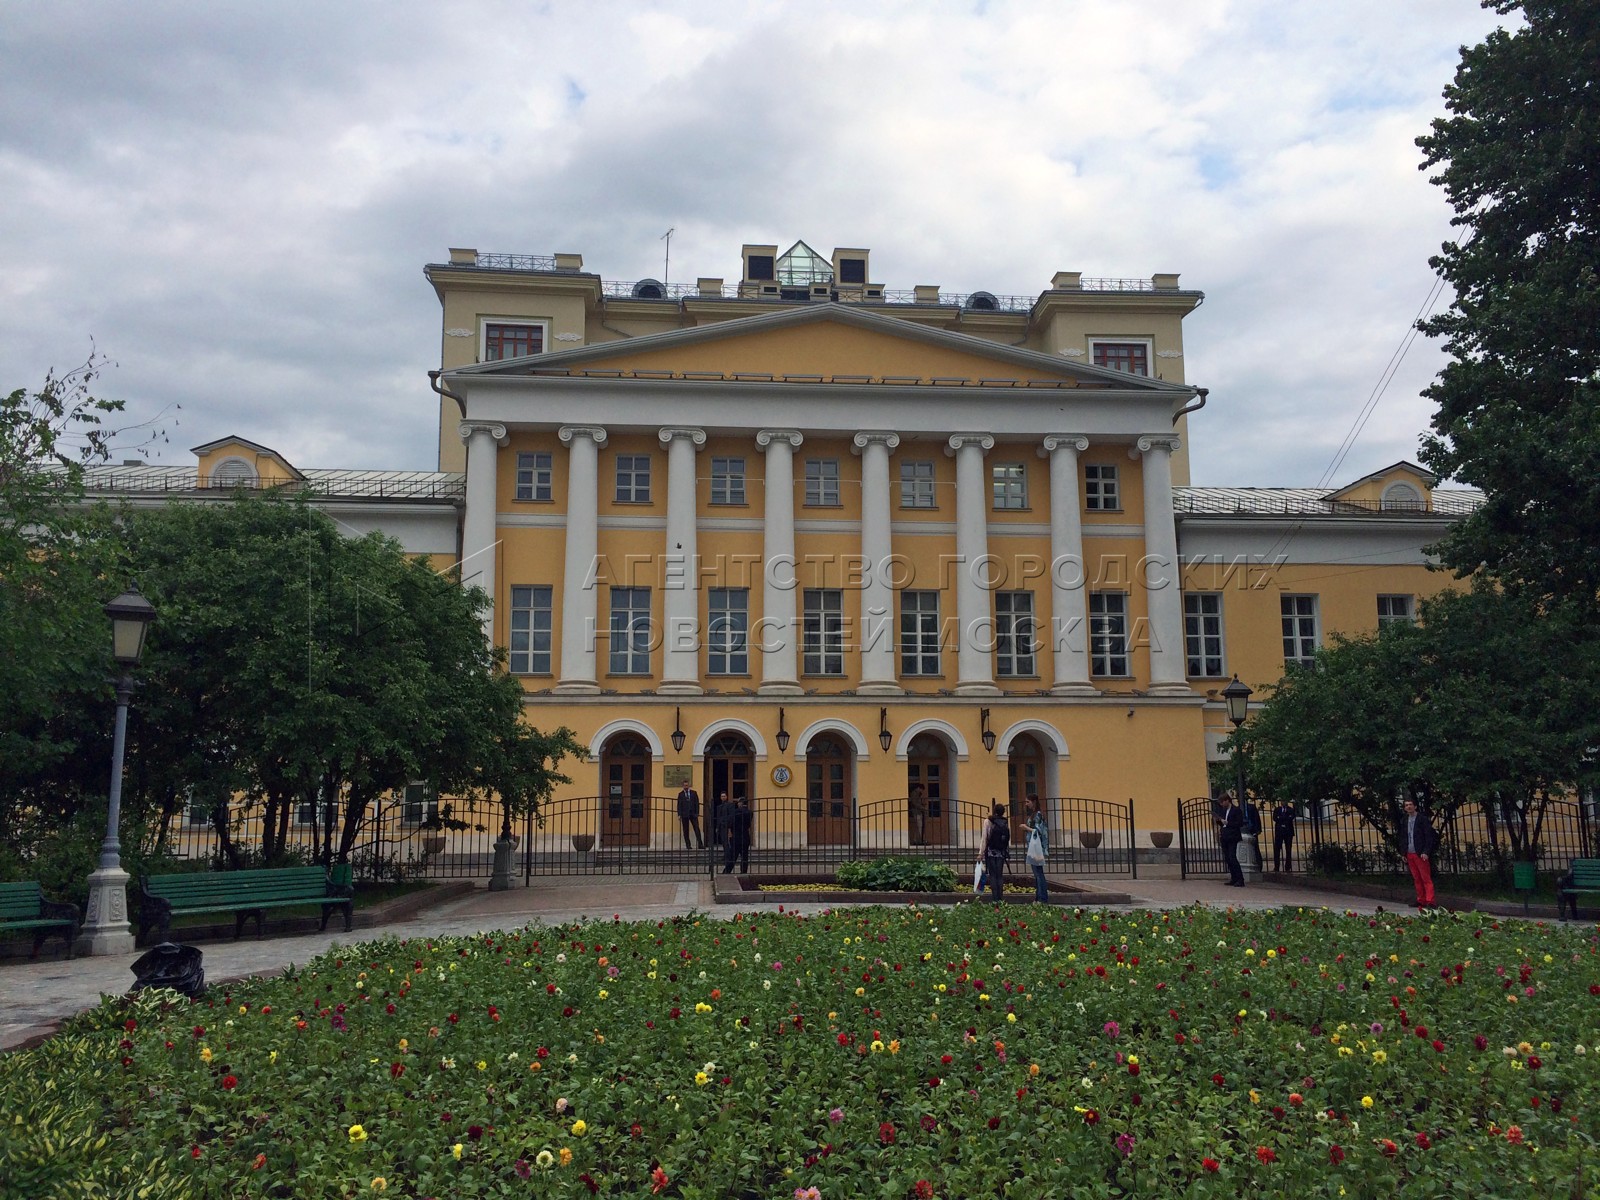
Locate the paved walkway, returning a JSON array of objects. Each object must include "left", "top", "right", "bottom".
[{"left": 0, "top": 874, "right": 1391, "bottom": 1052}]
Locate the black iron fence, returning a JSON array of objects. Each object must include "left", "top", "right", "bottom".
[{"left": 153, "top": 793, "right": 1138, "bottom": 882}]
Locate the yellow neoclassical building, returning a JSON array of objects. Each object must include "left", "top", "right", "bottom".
[{"left": 406, "top": 241, "right": 1474, "bottom": 845}]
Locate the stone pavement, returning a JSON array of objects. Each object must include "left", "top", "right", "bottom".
[{"left": 0, "top": 873, "right": 1393, "bottom": 1052}]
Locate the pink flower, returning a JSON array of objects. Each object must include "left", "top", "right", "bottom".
[
  {"left": 1103, "top": 1021, "right": 1121, "bottom": 1040},
  {"left": 829, "top": 1108, "right": 844, "bottom": 1123},
  {"left": 1115, "top": 1132, "right": 1136, "bottom": 1157}
]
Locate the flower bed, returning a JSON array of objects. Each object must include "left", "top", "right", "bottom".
[{"left": 2, "top": 906, "right": 1596, "bottom": 1197}]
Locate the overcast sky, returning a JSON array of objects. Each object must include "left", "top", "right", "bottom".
[{"left": 1, "top": 1, "right": 1506, "bottom": 486}]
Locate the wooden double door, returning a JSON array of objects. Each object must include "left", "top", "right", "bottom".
[
  {"left": 600, "top": 735, "right": 651, "bottom": 846},
  {"left": 806, "top": 733, "right": 853, "bottom": 846},
  {"left": 906, "top": 733, "right": 951, "bottom": 846}
]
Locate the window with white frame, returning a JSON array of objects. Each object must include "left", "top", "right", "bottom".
[
  {"left": 805, "top": 459, "right": 840, "bottom": 506},
  {"left": 210, "top": 458, "right": 257, "bottom": 488},
  {"left": 900, "top": 460, "right": 936, "bottom": 509},
  {"left": 1091, "top": 341, "right": 1150, "bottom": 376},
  {"left": 509, "top": 585, "right": 553, "bottom": 674},
  {"left": 1377, "top": 594, "right": 1416, "bottom": 627},
  {"left": 1281, "top": 595, "right": 1320, "bottom": 666},
  {"left": 992, "top": 463, "right": 1027, "bottom": 510},
  {"left": 707, "top": 588, "right": 749, "bottom": 674},
  {"left": 803, "top": 589, "right": 844, "bottom": 674},
  {"left": 400, "top": 782, "right": 437, "bottom": 826},
  {"left": 294, "top": 798, "right": 338, "bottom": 827},
  {"left": 995, "top": 590, "right": 1037, "bottom": 676},
  {"left": 1183, "top": 592, "right": 1226, "bottom": 677},
  {"left": 1089, "top": 592, "right": 1130, "bottom": 676},
  {"left": 609, "top": 587, "right": 652, "bottom": 674},
  {"left": 615, "top": 455, "right": 652, "bottom": 503},
  {"left": 900, "top": 591, "right": 941, "bottom": 675},
  {"left": 1085, "top": 464, "right": 1120, "bottom": 511},
  {"left": 515, "top": 452, "right": 553, "bottom": 502},
  {"left": 710, "top": 457, "right": 747, "bottom": 505},
  {"left": 183, "top": 789, "right": 210, "bottom": 827},
  {"left": 484, "top": 323, "right": 544, "bottom": 361}
]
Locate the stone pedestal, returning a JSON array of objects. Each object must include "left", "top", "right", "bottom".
[
  {"left": 77, "top": 865, "right": 135, "bottom": 956},
  {"left": 1241, "top": 833, "right": 1263, "bottom": 884},
  {"left": 489, "top": 837, "right": 517, "bottom": 891}
]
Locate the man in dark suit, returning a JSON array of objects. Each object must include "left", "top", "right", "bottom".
[
  {"left": 677, "top": 783, "right": 705, "bottom": 850},
  {"left": 714, "top": 792, "right": 734, "bottom": 850},
  {"left": 1217, "top": 793, "right": 1245, "bottom": 887},
  {"left": 1271, "top": 802, "right": 1298, "bottom": 872},
  {"left": 723, "top": 797, "right": 754, "bottom": 874},
  {"left": 1402, "top": 798, "right": 1438, "bottom": 907}
]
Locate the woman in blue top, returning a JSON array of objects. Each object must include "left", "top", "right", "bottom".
[{"left": 1024, "top": 796, "right": 1050, "bottom": 903}]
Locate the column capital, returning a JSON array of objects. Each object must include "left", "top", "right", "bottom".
[
  {"left": 658, "top": 426, "right": 707, "bottom": 449},
  {"left": 946, "top": 433, "right": 995, "bottom": 455},
  {"left": 1040, "top": 434, "right": 1090, "bottom": 457},
  {"left": 458, "top": 421, "right": 508, "bottom": 446},
  {"left": 1133, "top": 433, "right": 1182, "bottom": 456},
  {"left": 851, "top": 430, "right": 901, "bottom": 454},
  {"left": 558, "top": 424, "right": 608, "bottom": 447},
  {"left": 755, "top": 428, "right": 804, "bottom": 449}
]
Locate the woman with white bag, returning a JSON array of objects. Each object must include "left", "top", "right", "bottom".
[{"left": 1023, "top": 796, "right": 1050, "bottom": 903}]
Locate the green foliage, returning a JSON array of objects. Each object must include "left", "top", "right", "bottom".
[
  {"left": 834, "top": 857, "right": 958, "bottom": 892},
  {"left": 1416, "top": 3, "right": 1600, "bottom": 611}
]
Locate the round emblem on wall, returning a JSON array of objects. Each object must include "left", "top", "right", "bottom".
[{"left": 770, "top": 764, "right": 793, "bottom": 787}]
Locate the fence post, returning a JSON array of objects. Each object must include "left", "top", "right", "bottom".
[
  {"left": 523, "top": 807, "right": 533, "bottom": 885},
  {"left": 1177, "top": 798, "right": 1188, "bottom": 880},
  {"left": 1128, "top": 799, "right": 1138, "bottom": 879}
]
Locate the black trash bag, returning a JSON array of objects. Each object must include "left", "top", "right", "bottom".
[{"left": 130, "top": 942, "right": 205, "bottom": 998}]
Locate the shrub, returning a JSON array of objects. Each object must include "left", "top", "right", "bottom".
[{"left": 835, "top": 857, "right": 957, "bottom": 892}]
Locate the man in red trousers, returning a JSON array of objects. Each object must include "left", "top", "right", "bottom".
[{"left": 1401, "top": 798, "right": 1438, "bottom": 908}]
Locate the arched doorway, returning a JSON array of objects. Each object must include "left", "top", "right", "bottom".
[
  {"left": 599, "top": 734, "right": 652, "bottom": 846},
  {"left": 703, "top": 732, "right": 754, "bottom": 839},
  {"left": 906, "top": 732, "right": 952, "bottom": 846},
  {"left": 806, "top": 733, "right": 853, "bottom": 846},
  {"left": 1007, "top": 733, "right": 1047, "bottom": 824}
]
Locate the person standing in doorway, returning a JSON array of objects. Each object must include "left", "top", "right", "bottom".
[
  {"left": 714, "top": 792, "right": 734, "bottom": 851},
  {"left": 1217, "top": 792, "right": 1245, "bottom": 887},
  {"left": 979, "top": 802, "right": 1011, "bottom": 903},
  {"left": 677, "top": 782, "right": 705, "bottom": 850},
  {"left": 724, "top": 797, "right": 754, "bottom": 875},
  {"left": 1402, "top": 798, "right": 1437, "bottom": 908},
  {"left": 1271, "top": 801, "right": 1297, "bottom": 872},
  {"left": 908, "top": 785, "right": 928, "bottom": 846}
]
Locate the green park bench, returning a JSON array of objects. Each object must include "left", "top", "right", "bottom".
[
  {"left": 138, "top": 865, "right": 354, "bottom": 944},
  {"left": 1557, "top": 858, "right": 1600, "bottom": 922},
  {"left": 0, "top": 881, "right": 80, "bottom": 959}
]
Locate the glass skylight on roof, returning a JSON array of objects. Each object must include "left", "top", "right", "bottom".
[{"left": 776, "top": 240, "right": 833, "bottom": 286}]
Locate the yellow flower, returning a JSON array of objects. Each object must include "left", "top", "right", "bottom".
[
  {"left": 1128, "top": 1055, "right": 1139, "bottom": 1066},
  {"left": 371, "top": 1179, "right": 387, "bottom": 1192},
  {"left": 451, "top": 1143, "right": 463, "bottom": 1160},
  {"left": 871, "top": 1040, "right": 885, "bottom": 1053},
  {"left": 695, "top": 1002, "right": 712, "bottom": 1014},
  {"left": 269, "top": 1050, "right": 278, "bottom": 1065},
  {"left": 476, "top": 1060, "right": 487, "bottom": 1071},
  {"left": 397, "top": 1039, "right": 408, "bottom": 1052},
  {"left": 536, "top": 1150, "right": 554, "bottom": 1169},
  {"left": 1265, "top": 949, "right": 1277, "bottom": 959},
  {"left": 1361, "top": 1096, "right": 1374, "bottom": 1109},
  {"left": 695, "top": 1071, "right": 710, "bottom": 1086},
  {"left": 1372, "top": 1050, "right": 1387, "bottom": 1064},
  {"left": 1249, "top": 1089, "right": 1260, "bottom": 1104},
  {"left": 240, "top": 1005, "right": 248, "bottom": 1014},
  {"left": 598, "top": 990, "right": 608, "bottom": 1000},
  {"left": 1006, "top": 1013, "right": 1017, "bottom": 1023},
  {"left": 559, "top": 1147, "right": 573, "bottom": 1167},
  {"left": 349, "top": 1124, "right": 368, "bottom": 1143},
  {"left": 855, "top": 987, "right": 865, "bottom": 996},
  {"left": 199, "top": 1046, "right": 213, "bottom": 1063},
  {"left": 572, "top": 1120, "right": 587, "bottom": 1137}
]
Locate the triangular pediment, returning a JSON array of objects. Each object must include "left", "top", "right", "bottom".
[
  {"left": 1326, "top": 460, "right": 1437, "bottom": 500},
  {"left": 450, "top": 303, "right": 1187, "bottom": 391}
]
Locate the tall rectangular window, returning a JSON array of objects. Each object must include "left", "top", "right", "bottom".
[
  {"left": 1085, "top": 464, "right": 1120, "bottom": 511},
  {"left": 609, "top": 587, "right": 652, "bottom": 674},
  {"left": 1089, "top": 592, "right": 1129, "bottom": 677},
  {"left": 710, "top": 457, "right": 746, "bottom": 505},
  {"left": 515, "top": 452, "right": 553, "bottom": 502},
  {"left": 1092, "top": 342, "right": 1149, "bottom": 375},
  {"left": 995, "top": 591, "right": 1037, "bottom": 676},
  {"left": 900, "top": 460, "right": 936, "bottom": 509},
  {"left": 615, "top": 455, "right": 651, "bottom": 503},
  {"left": 400, "top": 782, "right": 437, "bottom": 826},
  {"left": 805, "top": 459, "right": 840, "bottom": 507},
  {"left": 1183, "top": 592, "right": 1225, "bottom": 677},
  {"left": 1377, "top": 594, "right": 1415, "bottom": 627},
  {"left": 1281, "top": 595, "right": 1320, "bottom": 666},
  {"left": 803, "top": 589, "right": 844, "bottom": 675},
  {"left": 485, "top": 323, "right": 543, "bottom": 361},
  {"left": 707, "top": 588, "right": 749, "bottom": 675},
  {"left": 900, "top": 591, "right": 941, "bottom": 675},
  {"left": 992, "top": 463, "right": 1027, "bottom": 510},
  {"left": 509, "top": 585, "right": 553, "bottom": 674}
]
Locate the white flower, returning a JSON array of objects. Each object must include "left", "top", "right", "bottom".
[
  {"left": 556, "top": 953, "right": 566, "bottom": 963},
  {"left": 1576, "top": 1044, "right": 1588, "bottom": 1056}
]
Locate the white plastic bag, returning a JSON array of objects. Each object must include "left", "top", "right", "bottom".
[
  {"left": 972, "top": 861, "right": 986, "bottom": 893},
  {"left": 1026, "top": 830, "right": 1047, "bottom": 867}
]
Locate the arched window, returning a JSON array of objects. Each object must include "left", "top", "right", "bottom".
[
  {"left": 210, "top": 458, "right": 256, "bottom": 488},
  {"left": 1380, "top": 481, "right": 1424, "bottom": 511}
]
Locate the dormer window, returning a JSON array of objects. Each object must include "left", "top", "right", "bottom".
[
  {"left": 210, "top": 458, "right": 256, "bottom": 488},
  {"left": 1381, "top": 481, "right": 1424, "bottom": 510}
]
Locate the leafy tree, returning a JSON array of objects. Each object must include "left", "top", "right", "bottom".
[{"left": 1416, "top": 2, "right": 1600, "bottom": 611}]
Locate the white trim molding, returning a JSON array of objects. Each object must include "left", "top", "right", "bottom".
[
  {"left": 691, "top": 718, "right": 770, "bottom": 762},
  {"left": 792, "top": 719, "right": 872, "bottom": 761},
  {"left": 994, "top": 719, "right": 1070, "bottom": 762},
  {"left": 587, "top": 719, "right": 665, "bottom": 762},
  {"left": 894, "top": 718, "right": 970, "bottom": 762}
]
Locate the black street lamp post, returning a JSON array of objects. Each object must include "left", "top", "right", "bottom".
[
  {"left": 79, "top": 586, "right": 157, "bottom": 955},
  {"left": 1222, "top": 676, "right": 1258, "bottom": 880}
]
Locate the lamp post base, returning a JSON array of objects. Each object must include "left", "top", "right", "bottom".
[
  {"left": 1241, "top": 834, "right": 1263, "bottom": 884},
  {"left": 77, "top": 865, "right": 136, "bottom": 956},
  {"left": 488, "top": 837, "right": 517, "bottom": 891}
]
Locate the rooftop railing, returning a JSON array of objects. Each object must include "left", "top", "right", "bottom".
[
  {"left": 1173, "top": 492, "right": 1447, "bottom": 517},
  {"left": 77, "top": 469, "right": 466, "bottom": 502}
]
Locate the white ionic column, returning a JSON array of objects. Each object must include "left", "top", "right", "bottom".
[
  {"left": 1041, "top": 435, "right": 1098, "bottom": 695},
  {"left": 948, "top": 433, "right": 999, "bottom": 696},
  {"left": 853, "top": 431, "right": 902, "bottom": 694},
  {"left": 556, "top": 425, "right": 607, "bottom": 694},
  {"left": 1135, "top": 433, "right": 1190, "bottom": 694},
  {"left": 659, "top": 427, "right": 706, "bottom": 695},
  {"left": 756, "top": 429, "right": 803, "bottom": 695},
  {"left": 459, "top": 421, "right": 508, "bottom": 639}
]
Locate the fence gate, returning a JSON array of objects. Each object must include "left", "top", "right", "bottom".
[{"left": 1178, "top": 796, "right": 1226, "bottom": 879}]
